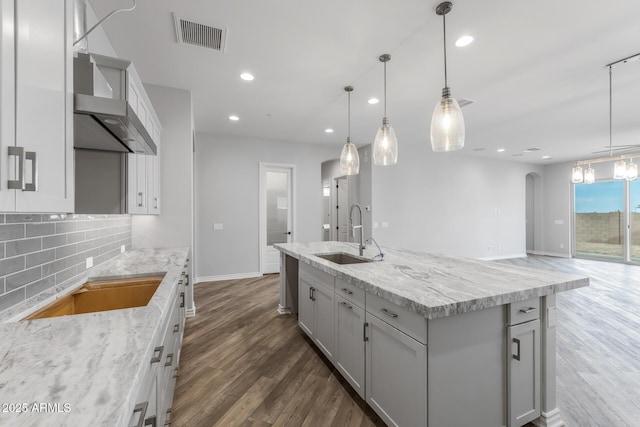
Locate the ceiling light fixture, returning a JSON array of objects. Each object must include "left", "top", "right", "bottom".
[
  {"left": 325, "top": 128, "right": 334, "bottom": 133},
  {"left": 455, "top": 35, "right": 473, "bottom": 47},
  {"left": 572, "top": 53, "right": 640, "bottom": 184},
  {"left": 373, "top": 54, "right": 398, "bottom": 166},
  {"left": 542, "top": 155, "right": 551, "bottom": 160},
  {"left": 340, "top": 86, "right": 359, "bottom": 175},
  {"left": 368, "top": 98, "right": 380, "bottom": 105},
  {"left": 430, "top": 1, "right": 465, "bottom": 152},
  {"left": 240, "top": 72, "right": 254, "bottom": 81},
  {"left": 497, "top": 148, "right": 505, "bottom": 153},
  {"left": 229, "top": 115, "right": 239, "bottom": 121}
]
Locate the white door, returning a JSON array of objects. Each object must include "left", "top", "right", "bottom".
[
  {"left": 261, "top": 165, "right": 293, "bottom": 274},
  {"left": 336, "top": 177, "right": 349, "bottom": 241}
]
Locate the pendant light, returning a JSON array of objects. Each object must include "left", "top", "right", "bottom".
[
  {"left": 584, "top": 165, "right": 595, "bottom": 184},
  {"left": 340, "top": 86, "right": 359, "bottom": 175},
  {"left": 430, "top": 1, "right": 465, "bottom": 152},
  {"left": 373, "top": 54, "right": 398, "bottom": 165},
  {"left": 571, "top": 165, "right": 584, "bottom": 183},
  {"left": 626, "top": 160, "right": 638, "bottom": 181}
]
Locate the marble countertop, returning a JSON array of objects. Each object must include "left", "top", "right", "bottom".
[
  {"left": 275, "top": 242, "right": 589, "bottom": 319},
  {"left": 0, "top": 247, "right": 189, "bottom": 427}
]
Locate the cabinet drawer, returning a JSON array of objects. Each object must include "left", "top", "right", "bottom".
[
  {"left": 366, "top": 292, "right": 427, "bottom": 344},
  {"left": 508, "top": 297, "right": 540, "bottom": 326},
  {"left": 336, "top": 278, "right": 365, "bottom": 308},
  {"left": 300, "top": 262, "right": 334, "bottom": 292}
]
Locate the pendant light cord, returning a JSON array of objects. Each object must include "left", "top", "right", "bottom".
[
  {"left": 442, "top": 13, "right": 448, "bottom": 88},
  {"left": 348, "top": 91, "right": 351, "bottom": 139},
  {"left": 609, "top": 66, "right": 613, "bottom": 158},
  {"left": 384, "top": 61, "right": 388, "bottom": 117}
]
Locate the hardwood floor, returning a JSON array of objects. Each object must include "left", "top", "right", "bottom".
[{"left": 173, "top": 256, "right": 640, "bottom": 427}]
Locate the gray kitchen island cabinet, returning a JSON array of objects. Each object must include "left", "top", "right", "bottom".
[{"left": 278, "top": 241, "right": 588, "bottom": 427}]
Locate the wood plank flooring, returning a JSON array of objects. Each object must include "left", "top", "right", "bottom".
[{"left": 173, "top": 256, "right": 640, "bottom": 427}]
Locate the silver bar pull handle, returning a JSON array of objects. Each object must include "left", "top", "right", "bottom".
[
  {"left": 165, "top": 353, "right": 174, "bottom": 367},
  {"left": 173, "top": 323, "right": 179, "bottom": 333},
  {"left": 24, "top": 151, "right": 37, "bottom": 191},
  {"left": 144, "top": 415, "right": 157, "bottom": 427},
  {"left": 173, "top": 367, "right": 179, "bottom": 378},
  {"left": 339, "top": 301, "right": 353, "bottom": 310},
  {"left": 154, "top": 197, "right": 158, "bottom": 209},
  {"left": 151, "top": 346, "right": 164, "bottom": 364},
  {"left": 164, "top": 409, "right": 172, "bottom": 426},
  {"left": 180, "top": 292, "right": 185, "bottom": 308},
  {"left": 7, "top": 146, "right": 25, "bottom": 190},
  {"left": 380, "top": 308, "right": 398, "bottom": 318},
  {"left": 519, "top": 307, "right": 537, "bottom": 314},
  {"left": 311, "top": 287, "right": 316, "bottom": 301},
  {"left": 513, "top": 338, "right": 521, "bottom": 361},
  {"left": 132, "top": 402, "right": 148, "bottom": 427},
  {"left": 340, "top": 287, "right": 353, "bottom": 295},
  {"left": 363, "top": 322, "right": 369, "bottom": 342},
  {"left": 138, "top": 192, "right": 144, "bottom": 207}
]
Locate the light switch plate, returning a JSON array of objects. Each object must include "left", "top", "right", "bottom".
[
  {"left": 86, "top": 257, "right": 93, "bottom": 269},
  {"left": 547, "top": 307, "right": 557, "bottom": 328},
  {"left": 121, "top": 244, "right": 126, "bottom": 253},
  {"left": 213, "top": 223, "right": 224, "bottom": 231}
]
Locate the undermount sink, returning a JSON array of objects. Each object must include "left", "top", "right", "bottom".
[
  {"left": 315, "top": 252, "right": 373, "bottom": 265},
  {"left": 23, "top": 275, "right": 165, "bottom": 320}
]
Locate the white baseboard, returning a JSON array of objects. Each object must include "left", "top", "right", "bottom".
[
  {"left": 478, "top": 253, "right": 527, "bottom": 261},
  {"left": 195, "top": 272, "right": 262, "bottom": 283},
  {"left": 529, "top": 251, "right": 571, "bottom": 258}
]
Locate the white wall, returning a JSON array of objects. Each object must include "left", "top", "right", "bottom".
[
  {"left": 195, "top": 134, "right": 337, "bottom": 280},
  {"left": 372, "top": 142, "right": 543, "bottom": 259},
  {"left": 85, "top": 3, "right": 117, "bottom": 57},
  {"left": 132, "top": 85, "right": 193, "bottom": 250}
]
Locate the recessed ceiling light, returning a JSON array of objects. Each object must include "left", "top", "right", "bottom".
[
  {"left": 497, "top": 148, "right": 506, "bottom": 153},
  {"left": 455, "top": 35, "right": 474, "bottom": 47},
  {"left": 229, "top": 115, "right": 239, "bottom": 121},
  {"left": 325, "top": 128, "right": 334, "bottom": 133},
  {"left": 542, "top": 155, "right": 551, "bottom": 160},
  {"left": 368, "top": 98, "right": 379, "bottom": 105},
  {"left": 240, "top": 72, "right": 254, "bottom": 81}
]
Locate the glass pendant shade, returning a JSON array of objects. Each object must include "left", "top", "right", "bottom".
[
  {"left": 430, "top": 87, "right": 465, "bottom": 152},
  {"left": 373, "top": 118, "right": 398, "bottom": 165},
  {"left": 340, "top": 137, "right": 360, "bottom": 175},
  {"left": 571, "top": 165, "right": 584, "bottom": 183},
  {"left": 614, "top": 160, "right": 627, "bottom": 179},
  {"left": 626, "top": 161, "right": 638, "bottom": 181},
  {"left": 584, "top": 166, "right": 595, "bottom": 184}
]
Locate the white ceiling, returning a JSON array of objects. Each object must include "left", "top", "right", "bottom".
[{"left": 90, "top": 0, "right": 640, "bottom": 165}]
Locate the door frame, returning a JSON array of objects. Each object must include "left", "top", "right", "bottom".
[{"left": 259, "top": 163, "right": 296, "bottom": 274}]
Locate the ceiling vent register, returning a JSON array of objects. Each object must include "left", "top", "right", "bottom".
[{"left": 173, "top": 13, "right": 227, "bottom": 52}]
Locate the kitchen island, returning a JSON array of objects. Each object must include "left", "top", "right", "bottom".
[
  {"left": 0, "top": 248, "right": 190, "bottom": 427},
  {"left": 275, "top": 242, "right": 589, "bottom": 427}
]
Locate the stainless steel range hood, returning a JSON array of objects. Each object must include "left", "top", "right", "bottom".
[{"left": 73, "top": 52, "right": 156, "bottom": 155}]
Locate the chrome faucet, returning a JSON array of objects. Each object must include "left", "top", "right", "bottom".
[{"left": 350, "top": 204, "right": 365, "bottom": 256}]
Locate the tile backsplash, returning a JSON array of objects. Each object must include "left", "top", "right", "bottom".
[{"left": 0, "top": 213, "right": 132, "bottom": 313}]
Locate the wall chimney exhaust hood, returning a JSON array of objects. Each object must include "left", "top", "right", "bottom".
[{"left": 74, "top": 52, "right": 157, "bottom": 155}]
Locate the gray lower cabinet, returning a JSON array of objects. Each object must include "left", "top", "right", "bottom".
[
  {"left": 334, "top": 295, "right": 366, "bottom": 398},
  {"left": 298, "top": 278, "right": 315, "bottom": 337},
  {"left": 365, "top": 313, "right": 427, "bottom": 427},
  {"left": 298, "top": 264, "right": 335, "bottom": 361},
  {"left": 508, "top": 318, "right": 541, "bottom": 426}
]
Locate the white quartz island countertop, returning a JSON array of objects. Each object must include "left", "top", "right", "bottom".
[
  {"left": 275, "top": 242, "right": 589, "bottom": 319},
  {"left": 0, "top": 248, "right": 189, "bottom": 427}
]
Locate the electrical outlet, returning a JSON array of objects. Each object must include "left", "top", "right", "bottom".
[
  {"left": 382, "top": 222, "right": 389, "bottom": 228},
  {"left": 120, "top": 244, "right": 126, "bottom": 253},
  {"left": 373, "top": 222, "right": 379, "bottom": 229},
  {"left": 85, "top": 256, "right": 93, "bottom": 269}
]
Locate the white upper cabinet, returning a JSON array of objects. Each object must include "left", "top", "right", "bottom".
[{"left": 1, "top": 0, "right": 74, "bottom": 213}]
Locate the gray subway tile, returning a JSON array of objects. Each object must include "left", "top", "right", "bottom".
[
  {"left": 0, "top": 256, "right": 25, "bottom": 277},
  {"left": 55, "top": 244, "right": 77, "bottom": 259},
  {"left": 0, "top": 224, "right": 25, "bottom": 242},
  {"left": 56, "top": 266, "right": 77, "bottom": 285},
  {"left": 42, "top": 234, "right": 67, "bottom": 249},
  {"left": 26, "top": 275, "right": 56, "bottom": 299},
  {"left": 0, "top": 288, "right": 25, "bottom": 313},
  {"left": 55, "top": 221, "right": 76, "bottom": 234},
  {"left": 6, "top": 238, "right": 42, "bottom": 257},
  {"left": 67, "top": 231, "right": 86, "bottom": 243},
  {"left": 76, "top": 240, "right": 97, "bottom": 254},
  {"left": 26, "top": 222, "right": 55, "bottom": 238},
  {"left": 26, "top": 249, "right": 56, "bottom": 268},
  {"left": 0, "top": 214, "right": 5, "bottom": 223},
  {"left": 6, "top": 267, "right": 41, "bottom": 292},
  {"left": 42, "top": 259, "right": 66, "bottom": 277},
  {"left": 0, "top": 243, "right": 4, "bottom": 259},
  {"left": 5, "top": 214, "right": 42, "bottom": 223},
  {"left": 67, "top": 251, "right": 90, "bottom": 269},
  {"left": 85, "top": 229, "right": 102, "bottom": 240}
]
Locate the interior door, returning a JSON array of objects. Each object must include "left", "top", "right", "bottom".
[
  {"left": 261, "top": 166, "right": 293, "bottom": 274},
  {"left": 336, "top": 177, "right": 349, "bottom": 242}
]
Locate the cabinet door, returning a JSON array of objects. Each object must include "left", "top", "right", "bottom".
[
  {"left": 127, "top": 152, "right": 147, "bottom": 214},
  {"left": 14, "top": 0, "right": 73, "bottom": 212},
  {"left": 335, "top": 295, "right": 365, "bottom": 398},
  {"left": 298, "top": 278, "right": 314, "bottom": 338},
  {"left": 0, "top": 0, "right": 16, "bottom": 210},
  {"left": 366, "top": 313, "right": 427, "bottom": 427},
  {"left": 508, "top": 320, "right": 540, "bottom": 427},
  {"left": 313, "top": 282, "right": 334, "bottom": 361}
]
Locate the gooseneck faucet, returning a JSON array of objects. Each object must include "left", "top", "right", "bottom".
[{"left": 350, "top": 204, "right": 365, "bottom": 256}]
